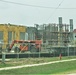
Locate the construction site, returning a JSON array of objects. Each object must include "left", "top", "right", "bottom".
[
  {"left": 35, "top": 17, "right": 73, "bottom": 45},
  {"left": 32, "top": 17, "right": 76, "bottom": 56},
  {"left": 0, "top": 17, "right": 76, "bottom": 58}
]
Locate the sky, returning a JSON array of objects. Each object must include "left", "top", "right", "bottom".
[{"left": 0, "top": 0, "right": 76, "bottom": 29}]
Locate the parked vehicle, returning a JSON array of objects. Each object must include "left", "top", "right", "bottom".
[{"left": 8, "top": 40, "right": 42, "bottom": 53}]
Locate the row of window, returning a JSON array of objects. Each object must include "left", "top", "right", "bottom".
[{"left": 0, "top": 31, "right": 25, "bottom": 43}]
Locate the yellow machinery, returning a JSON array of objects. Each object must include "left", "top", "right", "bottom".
[{"left": 0, "top": 24, "right": 26, "bottom": 49}]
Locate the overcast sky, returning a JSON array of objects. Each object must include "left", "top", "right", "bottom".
[{"left": 0, "top": 0, "right": 76, "bottom": 29}]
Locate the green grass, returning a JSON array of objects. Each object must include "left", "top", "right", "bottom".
[
  {"left": 0, "top": 56, "right": 76, "bottom": 75},
  {"left": 0, "top": 60, "right": 76, "bottom": 75},
  {"left": 0, "top": 56, "right": 76, "bottom": 68}
]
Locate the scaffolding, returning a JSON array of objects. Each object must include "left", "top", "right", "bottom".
[
  {"left": 35, "top": 17, "right": 73, "bottom": 48},
  {"left": 35, "top": 23, "right": 73, "bottom": 48},
  {"left": 42, "top": 24, "right": 70, "bottom": 46}
]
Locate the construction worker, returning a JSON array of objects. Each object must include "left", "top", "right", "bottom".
[{"left": 14, "top": 43, "right": 20, "bottom": 53}]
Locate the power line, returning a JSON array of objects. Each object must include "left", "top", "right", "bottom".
[
  {"left": 0, "top": 0, "right": 59, "bottom": 9},
  {"left": 45, "top": 0, "right": 65, "bottom": 22},
  {"left": 56, "top": 0, "right": 64, "bottom": 9},
  {"left": 0, "top": 0, "right": 76, "bottom": 9}
]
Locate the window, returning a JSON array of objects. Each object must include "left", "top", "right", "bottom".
[
  {"left": 8, "top": 31, "right": 12, "bottom": 43},
  {"left": 0, "top": 31, "right": 3, "bottom": 42},
  {"left": 20, "top": 32, "right": 25, "bottom": 40}
]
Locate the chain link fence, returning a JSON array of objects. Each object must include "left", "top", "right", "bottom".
[{"left": 0, "top": 43, "right": 76, "bottom": 59}]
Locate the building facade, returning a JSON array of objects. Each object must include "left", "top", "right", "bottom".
[{"left": 0, "top": 24, "right": 26, "bottom": 49}]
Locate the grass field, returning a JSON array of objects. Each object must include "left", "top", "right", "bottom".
[
  {"left": 0, "top": 56, "right": 76, "bottom": 75},
  {"left": 0, "top": 56, "right": 76, "bottom": 67}
]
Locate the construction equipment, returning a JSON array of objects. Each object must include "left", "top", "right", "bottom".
[{"left": 7, "top": 40, "right": 42, "bottom": 53}]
